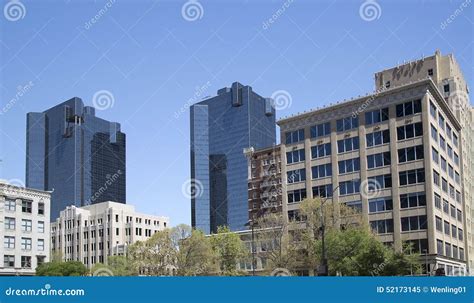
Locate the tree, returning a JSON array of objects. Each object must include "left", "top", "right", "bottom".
[
  {"left": 175, "top": 229, "right": 218, "bottom": 276},
  {"left": 209, "top": 226, "right": 247, "bottom": 275},
  {"left": 36, "top": 261, "right": 87, "bottom": 276},
  {"left": 90, "top": 256, "right": 136, "bottom": 276},
  {"left": 127, "top": 229, "right": 176, "bottom": 276}
]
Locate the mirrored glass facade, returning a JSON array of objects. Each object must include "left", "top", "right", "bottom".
[
  {"left": 26, "top": 97, "right": 126, "bottom": 220},
  {"left": 190, "top": 82, "right": 276, "bottom": 234}
]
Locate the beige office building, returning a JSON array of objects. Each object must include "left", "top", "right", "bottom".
[
  {"left": 51, "top": 201, "right": 169, "bottom": 269},
  {"left": 0, "top": 180, "right": 51, "bottom": 275},
  {"left": 278, "top": 51, "right": 473, "bottom": 276}
]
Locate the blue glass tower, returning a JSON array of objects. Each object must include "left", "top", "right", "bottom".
[
  {"left": 26, "top": 97, "right": 126, "bottom": 220},
  {"left": 190, "top": 82, "right": 276, "bottom": 234}
]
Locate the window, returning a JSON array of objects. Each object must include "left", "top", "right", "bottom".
[
  {"left": 369, "top": 197, "right": 393, "bottom": 213},
  {"left": 443, "top": 84, "right": 450, "bottom": 93},
  {"left": 453, "top": 246, "right": 458, "bottom": 259},
  {"left": 336, "top": 116, "right": 359, "bottom": 132},
  {"left": 21, "top": 200, "right": 32, "bottom": 213},
  {"left": 443, "top": 199, "right": 449, "bottom": 214},
  {"left": 21, "top": 219, "right": 32, "bottom": 232},
  {"left": 312, "top": 163, "right": 332, "bottom": 179},
  {"left": 338, "top": 158, "right": 360, "bottom": 174},
  {"left": 4, "top": 236, "right": 15, "bottom": 249},
  {"left": 430, "top": 101, "right": 437, "bottom": 118},
  {"left": 445, "top": 243, "right": 452, "bottom": 258},
  {"left": 437, "top": 240, "right": 443, "bottom": 255},
  {"left": 286, "top": 149, "right": 305, "bottom": 164},
  {"left": 398, "top": 145, "right": 423, "bottom": 163},
  {"left": 433, "top": 170, "right": 440, "bottom": 186},
  {"left": 448, "top": 165, "right": 454, "bottom": 179},
  {"left": 444, "top": 221, "right": 450, "bottom": 236},
  {"left": 4, "top": 255, "right": 14, "bottom": 268},
  {"left": 339, "top": 180, "right": 361, "bottom": 195},
  {"left": 459, "top": 248, "right": 464, "bottom": 261},
  {"left": 285, "top": 129, "right": 305, "bottom": 144},
  {"left": 400, "top": 192, "right": 426, "bottom": 208},
  {"left": 385, "top": 81, "right": 391, "bottom": 88},
  {"left": 440, "top": 156, "right": 447, "bottom": 172},
  {"left": 21, "top": 256, "right": 31, "bottom": 268},
  {"left": 455, "top": 172, "right": 460, "bottom": 185},
  {"left": 435, "top": 216, "right": 442, "bottom": 232},
  {"left": 38, "top": 239, "right": 45, "bottom": 251},
  {"left": 434, "top": 193, "right": 441, "bottom": 209},
  {"left": 399, "top": 169, "right": 425, "bottom": 185},
  {"left": 455, "top": 191, "right": 461, "bottom": 204},
  {"left": 451, "top": 225, "right": 457, "bottom": 238},
  {"left": 311, "top": 143, "right": 331, "bottom": 159},
  {"left": 21, "top": 238, "right": 32, "bottom": 250},
  {"left": 440, "top": 135, "right": 446, "bottom": 151},
  {"left": 431, "top": 124, "right": 438, "bottom": 142},
  {"left": 401, "top": 215, "right": 427, "bottom": 231},
  {"left": 428, "top": 69, "right": 433, "bottom": 76},
  {"left": 337, "top": 137, "right": 359, "bottom": 153},
  {"left": 432, "top": 147, "right": 439, "bottom": 164},
  {"left": 4, "top": 217, "right": 15, "bottom": 230},
  {"left": 38, "top": 202, "right": 45, "bottom": 215},
  {"left": 312, "top": 184, "right": 333, "bottom": 198},
  {"left": 457, "top": 209, "right": 462, "bottom": 222},
  {"left": 396, "top": 99, "right": 422, "bottom": 117},
  {"left": 370, "top": 219, "right": 394, "bottom": 234},
  {"left": 454, "top": 152, "right": 459, "bottom": 166},
  {"left": 38, "top": 221, "right": 45, "bottom": 233},
  {"left": 453, "top": 133, "right": 458, "bottom": 147},
  {"left": 345, "top": 200, "right": 362, "bottom": 212},
  {"left": 449, "top": 184, "right": 455, "bottom": 199},
  {"left": 367, "top": 174, "right": 392, "bottom": 189},
  {"left": 458, "top": 229, "right": 463, "bottom": 241},
  {"left": 438, "top": 114, "right": 445, "bottom": 130},
  {"left": 405, "top": 238, "right": 428, "bottom": 254},
  {"left": 365, "top": 108, "right": 389, "bottom": 125},
  {"left": 288, "top": 210, "right": 302, "bottom": 222},
  {"left": 287, "top": 189, "right": 307, "bottom": 204},
  {"left": 366, "top": 129, "right": 390, "bottom": 147},
  {"left": 4, "top": 199, "right": 15, "bottom": 211},
  {"left": 442, "top": 178, "right": 448, "bottom": 192},
  {"left": 367, "top": 152, "right": 391, "bottom": 169},
  {"left": 310, "top": 122, "right": 330, "bottom": 138},
  {"left": 397, "top": 122, "right": 423, "bottom": 140},
  {"left": 447, "top": 145, "right": 453, "bottom": 159},
  {"left": 287, "top": 169, "right": 305, "bottom": 184},
  {"left": 446, "top": 124, "right": 452, "bottom": 140}
]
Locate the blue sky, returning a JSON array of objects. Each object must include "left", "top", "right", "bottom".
[{"left": 0, "top": 0, "right": 472, "bottom": 226}]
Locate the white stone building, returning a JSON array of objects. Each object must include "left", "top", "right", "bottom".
[
  {"left": 0, "top": 180, "right": 51, "bottom": 275},
  {"left": 51, "top": 201, "right": 169, "bottom": 269}
]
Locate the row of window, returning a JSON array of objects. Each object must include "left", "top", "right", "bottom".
[
  {"left": 435, "top": 216, "right": 464, "bottom": 241},
  {"left": 4, "top": 218, "right": 45, "bottom": 233},
  {"left": 370, "top": 215, "right": 426, "bottom": 234},
  {"left": 3, "top": 199, "right": 45, "bottom": 215},
  {"left": 3, "top": 236, "right": 44, "bottom": 251},
  {"left": 3, "top": 255, "right": 45, "bottom": 268},
  {"left": 436, "top": 239, "right": 464, "bottom": 260},
  {"left": 430, "top": 101, "right": 458, "bottom": 148}
]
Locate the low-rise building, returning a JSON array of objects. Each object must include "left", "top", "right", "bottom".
[
  {"left": 0, "top": 180, "right": 51, "bottom": 276},
  {"left": 51, "top": 201, "right": 168, "bottom": 269}
]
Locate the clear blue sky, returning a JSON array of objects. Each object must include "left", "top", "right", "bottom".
[{"left": 0, "top": 0, "right": 472, "bottom": 226}]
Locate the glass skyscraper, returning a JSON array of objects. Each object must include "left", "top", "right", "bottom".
[
  {"left": 26, "top": 97, "right": 126, "bottom": 220},
  {"left": 190, "top": 82, "right": 276, "bottom": 234}
]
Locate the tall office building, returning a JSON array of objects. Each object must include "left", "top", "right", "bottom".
[
  {"left": 278, "top": 51, "right": 472, "bottom": 275},
  {"left": 26, "top": 97, "right": 126, "bottom": 221},
  {"left": 190, "top": 82, "right": 276, "bottom": 234}
]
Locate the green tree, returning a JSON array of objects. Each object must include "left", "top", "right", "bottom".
[
  {"left": 175, "top": 229, "right": 218, "bottom": 276},
  {"left": 36, "top": 261, "right": 87, "bottom": 276},
  {"left": 209, "top": 226, "right": 247, "bottom": 276}
]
